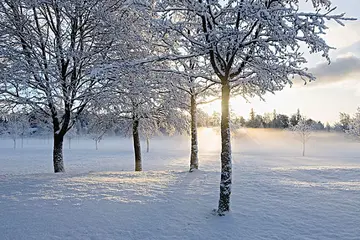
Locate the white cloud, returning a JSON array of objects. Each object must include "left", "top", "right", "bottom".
[{"left": 294, "top": 56, "right": 360, "bottom": 87}]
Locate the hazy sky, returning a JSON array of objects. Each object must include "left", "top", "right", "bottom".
[{"left": 202, "top": 0, "right": 360, "bottom": 124}]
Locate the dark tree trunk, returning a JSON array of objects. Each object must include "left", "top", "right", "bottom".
[
  {"left": 51, "top": 102, "right": 71, "bottom": 173},
  {"left": 146, "top": 137, "right": 149, "bottom": 153},
  {"left": 53, "top": 133, "right": 65, "bottom": 173},
  {"left": 133, "top": 119, "right": 142, "bottom": 171},
  {"left": 217, "top": 82, "right": 232, "bottom": 215},
  {"left": 189, "top": 95, "right": 199, "bottom": 172}
]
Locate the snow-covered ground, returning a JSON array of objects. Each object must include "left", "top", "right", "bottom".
[{"left": 0, "top": 129, "right": 359, "bottom": 240}]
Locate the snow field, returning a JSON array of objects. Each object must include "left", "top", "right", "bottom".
[{"left": 0, "top": 129, "right": 359, "bottom": 240}]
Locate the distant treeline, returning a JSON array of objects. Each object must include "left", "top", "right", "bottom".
[
  {"left": 197, "top": 108, "right": 349, "bottom": 132},
  {"left": 0, "top": 108, "right": 352, "bottom": 139}
]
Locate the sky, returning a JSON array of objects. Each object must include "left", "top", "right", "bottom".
[{"left": 201, "top": 0, "right": 360, "bottom": 124}]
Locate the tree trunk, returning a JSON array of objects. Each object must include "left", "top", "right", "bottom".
[
  {"left": 21, "top": 137, "right": 24, "bottom": 148},
  {"left": 217, "top": 82, "right": 232, "bottom": 215},
  {"left": 302, "top": 139, "right": 305, "bottom": 156},
  {"left": 13, "top": 138, "right": 16, "bottom": 149},
  {"left": 95, "top": 140, "right": 98, "bottom": 150},
  {"left": 133, "top": 119, "right": 142, "bottom": 171},
  {"left": 68, "top": 138, "right": 71, "bottom": 149},
  {"left": 189, "top": 95, "right": 199, "bottom": 172},
  {"left": 146, "top": 137, "right": 150, "bottom": 153},
  {"left": 53, "top": 134, "right": 65, "bottom": 173}
]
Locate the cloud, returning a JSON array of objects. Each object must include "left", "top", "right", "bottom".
[
  {"left": 336, "top": 40, "right": 360, "bottom": 57},
  {"left": 294, "top": 56, "right": 360, "bottom": 87}
]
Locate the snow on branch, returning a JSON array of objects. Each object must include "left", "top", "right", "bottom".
[{"left": 153, "top": 0, "right": 355, "bottom": 99}]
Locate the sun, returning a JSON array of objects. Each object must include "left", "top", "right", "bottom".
[
  {"left": 199, "top": 99, "right": 221, "bottom": 115},
  {"left": 199, "top": 96, "right": 252, "bottom": 118}
]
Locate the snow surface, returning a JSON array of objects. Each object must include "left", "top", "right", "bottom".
[{"left": 0, "top": 128, "right": 359, "bottom": 240}]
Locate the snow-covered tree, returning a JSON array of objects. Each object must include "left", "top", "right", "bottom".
[
  {"left": 138, "top": 117, "right": 162, "bottom": 154},
  {"left": 346, "top": 108, "right": 360, "bottom": 141},
  {"left": 290, "top": 119, "right": 315, "bottom": 157},
  {"left": 4, "top": 112, "right": 30, "bottom": 149},
  {"left": 5, "top": 114, "right": 20, "bottom": 149},
  {"left": 101, "top": 63, "right": 188, "bottom": 171},
  {"left": 139, "top": 120, "right": 157, "bottom": 153},
  {"left": 160, "top": 59, "right": 218, "bottom": 171},
  {"left": 17, "top": 113, "right": 30, "bottom": 148},
  {"left": 339, "top": 112, "right": 351, "bottom": 132},
  {"left": 90, "top": 4, "right": 190, "bottom": 171},
  {"left": 0, "top": 0, "right": 137, "bottom": 172},
  {"left": 65, "top": 127, "right": 78, "bottom": 150},
  {"left": 86, "top": 112, "right": 115, "bottom": 150},
  {"left": 154, "top": 0, "right": 353, "bottom": 215}
]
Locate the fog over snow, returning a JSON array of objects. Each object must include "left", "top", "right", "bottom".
[{"left": 1, "top": 129, "right": 359, "bottom": 240}]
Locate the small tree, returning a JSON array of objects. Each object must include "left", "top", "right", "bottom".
[
  {"left": 5, "top": 112, "right": 30, "bottom": 149},
  {"left": 139, "top": 119, "right": 159, "bottom": 153},
  {"left": 346, "top": 108, "right": 360, "bottom": 141},
  {"left": 103, "top": 64, "right": 188, "bottom": 171},
  {"left": 18, "top": 113, "right": 30, "bottom": 148},
  {"left": 175, "top": 67, "right": 218, "bottom": 172},
  {"left": 87, "top": 113, "right": 115, "bottom": 150},
  {"left": 290, "top": 119, "right": 314, "bottom": 157},
  {"left": 66, "top": 127, "right": 78, "bottom": 150},
  {"left": 6, "top": 114, "right": 19, "bottom": 149},
  {"left": 340, "top": 113, "right": 351, "bottom": 132}
]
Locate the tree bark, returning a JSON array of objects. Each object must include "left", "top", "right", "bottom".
[
  {"left": 217, "top": 82, "right": 232, "bottom": 215},
  {"left": 53, "top": 134, "right": 65, "bottom": 173},
  {"left": 95, "top": 140, "right": 98, "bottom": 150},
  {"left": 189, "top": 94, "right": 199, "bottom": 172},
  {"left": 133, "top": 118, "right": 142, "bottom": 171},
  {"left": 146, "top": 137, "right": 150, "bottom": 153}
]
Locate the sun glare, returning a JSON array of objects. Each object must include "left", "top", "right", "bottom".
[{"left": 199, "top": 96, "right": 254, "bottom": 118}]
